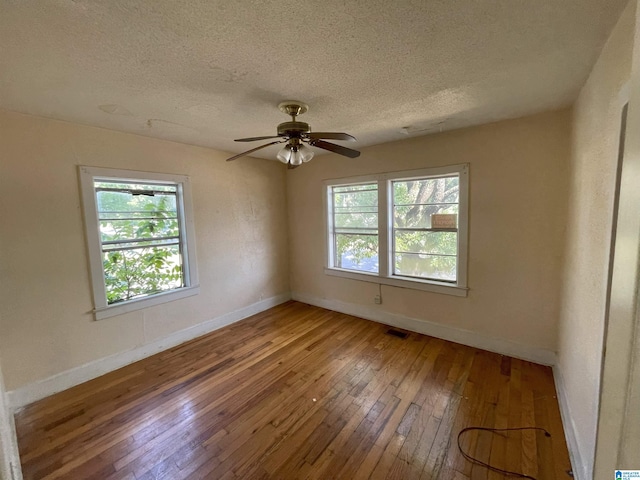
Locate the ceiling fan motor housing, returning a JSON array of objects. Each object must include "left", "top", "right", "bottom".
[{"left": 277, "top": 121, "right": 311, "bottom": 137}]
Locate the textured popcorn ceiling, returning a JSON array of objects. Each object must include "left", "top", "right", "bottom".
[{"left": 0, "top": 0, "right": 628, "bottom": 159}]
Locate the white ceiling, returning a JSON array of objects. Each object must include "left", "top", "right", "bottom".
[{"left": 0, "top": 0, "right": 628, "bottom": 159}]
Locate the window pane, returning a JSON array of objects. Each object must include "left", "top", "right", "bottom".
[
  {"left": 393, "top": 204, "right": 458, "bottom": 228},
  {"left": 333, "top": 184, "right": 378, "bottom": 227},
  {"left": 395, "top": 231, "right": 457, "bottom": 255},
  {"left": 334, "top": 233, "right": 379, "bottom": 273},
  {"left": 393, "top": 177, "right": 458, "bottom": 228},
  {"left": 96, "top": 187, "right": 179, "bottom": 244},
  {"left": 334, "top": 212, "right": 378, "bottom": 229},
  {"left": 393, "top": 176, "right": 459, "bottom": 205},
  {"left": 333, "top": 184, "right": 377, "bottom": 194},
  {"left": 102, "top": 245, "right": 184, "bottom": 304},
  {"left": 394, "top": 253, "right": 456, "bottom": 282}
]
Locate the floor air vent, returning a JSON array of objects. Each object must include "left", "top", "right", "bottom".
[{"left": 386, "top": 329, "right": 409, "bottom": 339}]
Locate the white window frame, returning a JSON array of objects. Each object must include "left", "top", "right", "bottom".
[
  {"left": 79, "top": 166, "right": 200, "bottom": 320},
  {"left": 324, "top": 164, "right": 469, "bottom": 297}
]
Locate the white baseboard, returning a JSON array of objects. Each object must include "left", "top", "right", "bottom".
[
  {"left": 553, "top": 365, "right": 586, "bottom": 480},
  {"left": 291, "top": 292, "right": 557, "bottom": 366},
  {"left": 8, "top": 293, "right": 291, "bottom": 411}
]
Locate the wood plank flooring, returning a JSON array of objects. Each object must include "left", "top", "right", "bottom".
[{"left": 14, "top": 301, "right": 572, "bottom": 479}]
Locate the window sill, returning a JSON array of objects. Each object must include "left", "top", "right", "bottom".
[
  {"left": 93, "top": 285, "right": 200, "bottom": 320},
  {"left": 324, "top": 268, "right": 468, "bottom": 297}
]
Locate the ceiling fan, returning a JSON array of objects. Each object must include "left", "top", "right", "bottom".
[{"left": 226, "top": 101, "right": 361, "bottom": 168}]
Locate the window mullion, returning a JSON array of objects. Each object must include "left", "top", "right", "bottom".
[
  {"left": 175, "top": 184, "right": 188, "bottom": 287},
  {"left": 457, "top": 165, "right": 469, "bottom": 288},
  {"left": 378, "top": 179, "right": 390, "bottom": 278},
  {"left": 330, "top": 186, "right": 337, "bottom": 268}
]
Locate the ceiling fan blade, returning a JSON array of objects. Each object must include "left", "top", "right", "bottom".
[
  {"left": 226, "top": 140, "right": 284, "bottom": 161},
  {"left": 310, "top": 139, "right": 361, "bottom": 158},
  {"left": 306, "top": 132, "right": 356, "bottom": 141},
  {"left": 234, "top": 135, "right": 283, "bottom": 142}
]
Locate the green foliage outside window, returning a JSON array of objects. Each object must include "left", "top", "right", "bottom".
[{"left": 96, "top": 182, "right": 184, "bottom": 304}]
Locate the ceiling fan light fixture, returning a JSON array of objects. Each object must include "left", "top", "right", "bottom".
[
  {"left": 290, "top": 148, "right": 304, "bottom": 166},
  {"left": 279, "top": 142, "right": 313, "bottom": 166},
  {"left": 299, "top": 144, "right": 314, "bottom": 163},
  {"left": 277, "top": 144, "right": 292, "bottom": 164}
]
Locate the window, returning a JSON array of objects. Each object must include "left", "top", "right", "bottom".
[
  {"left": 326, "top": 164, "right": 468, "bottom": 296},
  {"left": 331, "top": 183, "right": 379, "bottom": 273},
  {"left": 79, "top": 166, "right": 199, "bottom": 319}
]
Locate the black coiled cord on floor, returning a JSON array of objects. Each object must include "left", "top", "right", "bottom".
[{"left": 457, "top": 426, "right": 552, "bottom": 479}]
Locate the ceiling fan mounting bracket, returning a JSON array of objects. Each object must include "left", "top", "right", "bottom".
[{"left": 278, "top": 101, "right": 308, "bottom": 118}]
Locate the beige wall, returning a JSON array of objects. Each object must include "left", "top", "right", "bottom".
[
  {"left": 557, "top": 0, "right": 636, "bottom": 477},
  {"left": 594, "top": 0, "right": 640, "bottom": 474},
  {"left": 0, "top": 109, "right": 290, "bottom": 392},
  {"left": 287, "top": 110, "right": 570, "bottom": 356}
]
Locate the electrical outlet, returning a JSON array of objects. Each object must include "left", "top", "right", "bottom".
[{"left": 374, "top": 295, "right": 382, "bottom": 305}]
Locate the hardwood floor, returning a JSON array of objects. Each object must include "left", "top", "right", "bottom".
[{"left": 14, "top": 301, "right": 572, "bottom": 479}]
